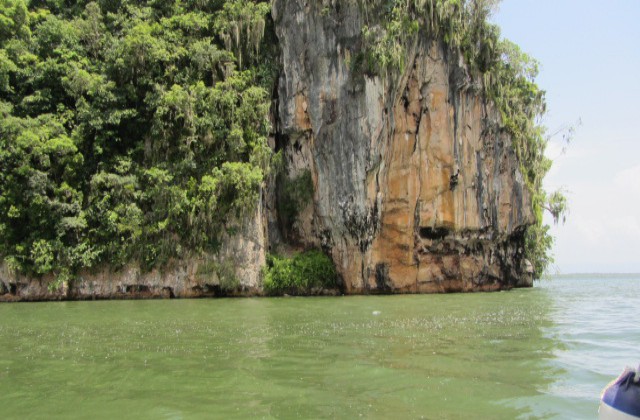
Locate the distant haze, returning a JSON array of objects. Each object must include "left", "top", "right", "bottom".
[{"left": 494, "top": 0, "right": 640, "bottom": 274}]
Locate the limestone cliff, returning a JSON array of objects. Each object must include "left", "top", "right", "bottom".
[
  {"left": 0, "top": 1, "right": 535, "bottom": 301},
  {"left": 271, "top": 0, "right": 534, "bottom": 293}
]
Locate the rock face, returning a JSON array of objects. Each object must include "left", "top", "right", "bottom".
[
  {"left": 0, "top": 207, "right": 266, "bottom": 301},
  {"left": 1, "top": 2, "right": 535, "bottom": 301},
  {"left": 271, "top": 0, "right": 534, "bottom": 293}
]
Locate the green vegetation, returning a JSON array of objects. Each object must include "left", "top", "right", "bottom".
[
  {"left": 354, "top": 0, "right": 566, "bottom": 277},
  {"left": 0, "top": 0, "right": 277, "bottom": 281},
  {"left": 263, "top": 250, "right": 339, "bottom": 295},
  {"left": 357, "top": 0, "right": 501, "bottom": 76}
]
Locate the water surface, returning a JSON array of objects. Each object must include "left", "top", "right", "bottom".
[{"left": 0, "top": 275, "right": 638, "bottom": 419}]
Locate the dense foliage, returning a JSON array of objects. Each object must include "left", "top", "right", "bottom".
[
  {"left": 357, "top": 0, "right": 566, "bottom": 277},
  {"left": 263, "top": 251, "right": 339, "bottom": 296},
  {"left": 0, "top": 0, "right": 276, "bottom": 282}
]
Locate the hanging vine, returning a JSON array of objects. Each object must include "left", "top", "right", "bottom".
[{"left": 214, "top": 0, "right": 271, "bottom": 69}]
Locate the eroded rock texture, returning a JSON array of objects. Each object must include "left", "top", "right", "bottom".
[
  {"left": 0, "top": 207, "right": 266, "bottom": 301},
  {"left": 1, "top": 2, "right": 536, "bottom": 301},
  {"left": 272, "top": 0, "right": 534, "bottom": 293}
]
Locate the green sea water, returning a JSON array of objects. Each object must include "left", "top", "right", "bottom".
[{"left": 0, "top": 275, "right": 638, "bottom": 419}]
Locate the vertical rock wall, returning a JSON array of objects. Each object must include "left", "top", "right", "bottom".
[
  {"left": 1, "top": 1, "right": 536, "bottom": 301},
  {"left": 272, "top": 0, "right": 534, "bottom": 293}
]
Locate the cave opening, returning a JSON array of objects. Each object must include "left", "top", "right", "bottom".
[{"left": 419, "top": 226, "right": 450, "bottom": 240}]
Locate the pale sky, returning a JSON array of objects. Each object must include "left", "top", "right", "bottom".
[{"left": 493, "top": 1, "right": 640, "bottom": 273}]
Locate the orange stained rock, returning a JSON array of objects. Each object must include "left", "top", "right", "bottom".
[{"left": 294, "top": 93, "right": 311, "bottom": 130}]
